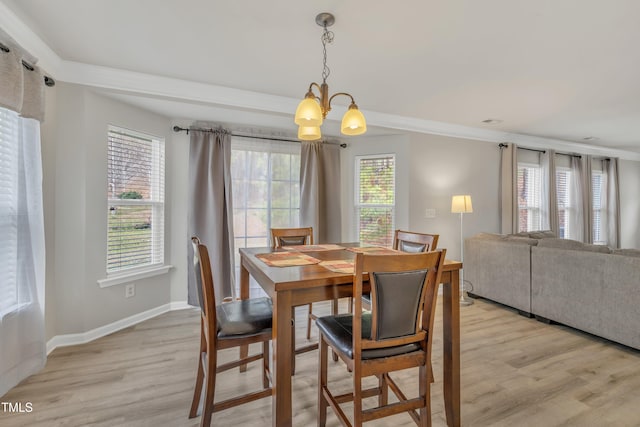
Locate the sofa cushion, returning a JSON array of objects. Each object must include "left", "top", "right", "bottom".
[
  {"left": 612, "top": 248, "right": 640, "bottom": 258},
  {"left": 528, "top": 230, "right": 557, "bottom": 239},
  {"left": 473, "top": 232, "right": 505, "bottom": 241},
  {"left": 536, "top": 238, "right": 611, "bottom": 253},
  {"left": 503, "top": 236, "right": 539, "bottom": 246},
  {"left": 515, "top": 230, "right": 556, "bottom": 239}
]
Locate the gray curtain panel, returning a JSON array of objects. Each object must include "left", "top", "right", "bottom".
[
  {"left": 541, "top": 149, "right": 558, "bottom": 235},
  {"left": 581, "top": 155, "right": 594, "bottom": 243},
  {"left": 500, "top": 143, "right": 518, "bottom": 234},
  {"left": 300, "top": 141, "right": 342, "bottom": 243},
  {"left": 569, "top": 155, "right": 584, "bottom": 242},
  {"left": 0, "top": 29, "right": 46, "bottom": 122},
  {"left": 187, "top": 129, "right": 236, "bottom": 307},
  {"left": 604, "top": 158, "right": 621, "bottom": 248}
]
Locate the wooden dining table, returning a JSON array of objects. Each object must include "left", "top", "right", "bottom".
[{"left": 239, "top": 243, "right": 462, "bottom": 427}]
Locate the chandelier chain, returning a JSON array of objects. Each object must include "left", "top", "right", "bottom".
[{"left": 321, "top": 25, "right": 334, "bottom": 83}]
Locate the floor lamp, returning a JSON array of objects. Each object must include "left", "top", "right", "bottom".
[{"left": 451, "top": 195, "right": 474, "bottom": 306}]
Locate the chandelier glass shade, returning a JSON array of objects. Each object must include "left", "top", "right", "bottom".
[{"left": 294, "top": 13, "right": 366, "bottom": 141}]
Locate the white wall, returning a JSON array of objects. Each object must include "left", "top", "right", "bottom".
[
  {"left": 41, "top": 83, "right": 174, "bottom": 339},
  {"left": 619, "top": 159, "right": 640, "bottom": 248},
  {"left": 341, "top": 132, "right": 499, "bottom": 260},
  {"left": 167, "top": 122, "right": 190, "bottom": 304},
  {"left": 407, "top": 133, "right": 500, "bottom": 261}
]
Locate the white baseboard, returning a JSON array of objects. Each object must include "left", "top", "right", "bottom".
[{"left": 46, "top": 301, "right": 193, "bottom": 355}]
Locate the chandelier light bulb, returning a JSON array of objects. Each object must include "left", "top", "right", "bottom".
[{"left": 298, "top": 125, "right": 322, "bottom": 141}]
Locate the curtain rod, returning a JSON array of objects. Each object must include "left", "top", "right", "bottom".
[
  {"left": 0, "top": 43, "right": 55, "bottom": 87},
  {"left": 172, "top": 126, "right": 347, "bottom": 148},
  {"left": 499, "top": 143, "right": 582, "bottom": 158}
]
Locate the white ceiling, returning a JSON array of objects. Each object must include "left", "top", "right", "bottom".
[{"left": 2, "top": 0, "right": 640, "bottom": 155}]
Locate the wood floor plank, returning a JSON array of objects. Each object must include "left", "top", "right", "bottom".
[{"left": 1, "top": 298, "right": 639, "bottom": 426}]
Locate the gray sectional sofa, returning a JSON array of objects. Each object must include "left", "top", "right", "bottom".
[{"left": 465, "top": 232, "right": 640, "bottom": 350}]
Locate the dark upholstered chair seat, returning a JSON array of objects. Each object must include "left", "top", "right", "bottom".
[
  {"left": 217, "top": 297, "right": 273, "bottom": 337},
  {"left": 316, "top": 313, "right": 420, "bottom": 360}
]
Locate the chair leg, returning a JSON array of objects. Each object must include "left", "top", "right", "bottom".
[
  {"left": 306, "top": 303, "right": 313, "bottom": 340},
  {"left": 291, "top": 307, "right": 296, "bottom": 376},
  {"left": 318, "top": 336, "right": 328, "bottom": 427},
  {"left": 262, "top": 340, "right": 270, "bottom": 389},
  {"left": 377, "top": 374, "right": 388, "bottom": 406},
  {"left": 353, "top": 367, "right": 363, "bottom": 427},
  {"left": 189, "top": 326, "right": 206, "bottom": 419},
  {"left": 201, "top": 347, "right": 217, "bottom": 427},
  {"left": 419, "top": 364, "right": 432, "bottom": 427},
  {"left": 331, "top": 300, "right": 339, "bottom": 362}
]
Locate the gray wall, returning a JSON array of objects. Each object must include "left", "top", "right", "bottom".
[{"left": 40, "top": 83, "right": 174, "bottom": 340}]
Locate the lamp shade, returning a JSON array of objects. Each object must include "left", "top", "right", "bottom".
[
  {"left": 298, "top": 125, "right": 322, "bottom": 141},
  {"left": 451, "top": 195, "right": 473, "bottom": 213},
  {"left": 340, "top": 105, "right": 367, "bottom": 136},
  {"left": 294, "top": 96, "right": 323, "bottom": 126}
]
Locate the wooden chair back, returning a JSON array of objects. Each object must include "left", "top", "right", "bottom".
[
  {"left": 271, "top": 227, "right": 314, "bottom": 248},
  {"left": 352, "top": 250, "right": 446, "bottom": 361},
  {"left": 393, "top": 230, "right": 439, "bottom": 253},
  {"left": 191, "top": 237, "right": 217, "bottom": 340}
]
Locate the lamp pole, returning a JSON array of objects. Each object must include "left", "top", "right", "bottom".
[{"left": 459, "top": 211, "right": 473, "bottom": 305}]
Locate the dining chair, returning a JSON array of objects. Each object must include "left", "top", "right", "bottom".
[
  {"left": 271, "top": 227, "right": 316, "bottom": 339},
  {"left": 189, "top": 237, "right": 272, "bottom": 427},
  {"left": 271, "top": 227, "right": 338, "bottom": 372},
  {"left": 394, "top": 229, "right": 439, "bottom": 253},
  {"left": 316, "top": 249, "right": 446, "bottom": 427},
  {"left": 361, "top": 230, "right": 439, "bottom": 310}
]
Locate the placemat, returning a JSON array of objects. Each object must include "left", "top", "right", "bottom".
[
  {"left": 256, "top": 251, "right": 321, "bottom": 267},
  {"left": 346, "top": 246, "right": 402, "bottom": 255},
  {"left": 319, "top": 260, "right": 354, "bottom": 274},
  {"left": 281, "top": 244, "right": 345, "bottom": 252}
]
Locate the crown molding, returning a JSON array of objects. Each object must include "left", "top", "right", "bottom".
[
  {"left": 0, "top": 1, "right": 62, "bottom": 75},
  {"left": 2, "top": 3, "right": 639, "bottom": 161}
]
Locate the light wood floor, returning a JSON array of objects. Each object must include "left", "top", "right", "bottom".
[{"left": 2, "top": 298, "right": 640, "bottom": 427}]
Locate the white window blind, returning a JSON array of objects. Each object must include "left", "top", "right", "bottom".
[
  {"left": 517, "top": 163, "right": 542, "bottom": 232},
  {"left": 355, "top": 155, "right": 395, "bottom": 246},
  {"left": 555, "top": 168, "right": 571, "bottom": 238},
  {"left": 107, "top": 126, "right": 165, "bottom": 273},
  {"left": 231, "top": 137, "right": 301, "bottom": 265},
  {"left": 592, "top": 171, "right": 604, "bottom": 244},
  {"left": 0, "top": 108, "right": 19, "bottom": 313}
]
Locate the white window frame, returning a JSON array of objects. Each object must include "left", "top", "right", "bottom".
[
  {"left": 354, "top": 154, "right": 396, "bottom": 246},
  {"left": 517, "top": 161, "right": 543, "bottom": 232},
  {"left": 99, "top": 126, "right": 167, "bottom": 287},
  {"left": 555, "top": 166, "right": 572, "bottom": 239}
]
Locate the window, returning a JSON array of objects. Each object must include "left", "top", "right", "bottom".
[
  {"left": 355, "top": 155, "right": 395, "bottom": 246},
  {"left": 107, "top": 126, "right": 165, "bottom": 274},
  {"left": 0, "top": 108, "right": 19, "bottom": 313},
  {"left": 592, "top": 170, "right": 604, "bottom": 244},
  {"left": 517, "top": 163, "right": 542, "bottom": 232},
  {"left": 555, "top": 167, "right": 572, "bottom": 238},
  {"left": 231, "top": 137, "right": 300, "bottom": 264}
]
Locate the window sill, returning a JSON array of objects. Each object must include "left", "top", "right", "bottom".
[{"left": 97, "top": 265, "right": 173, "bottom": 288}]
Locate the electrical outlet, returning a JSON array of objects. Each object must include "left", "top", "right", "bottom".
[
  {"left": 425, "top": 208, "right": 436, "bottom": 219},
  {"left": 125, "top": 283, "right": 135, "bottom": 298}
]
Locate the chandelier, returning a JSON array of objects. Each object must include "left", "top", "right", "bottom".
[{"left": 294, "top": 13, "right": 367, "bottom": 141}]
